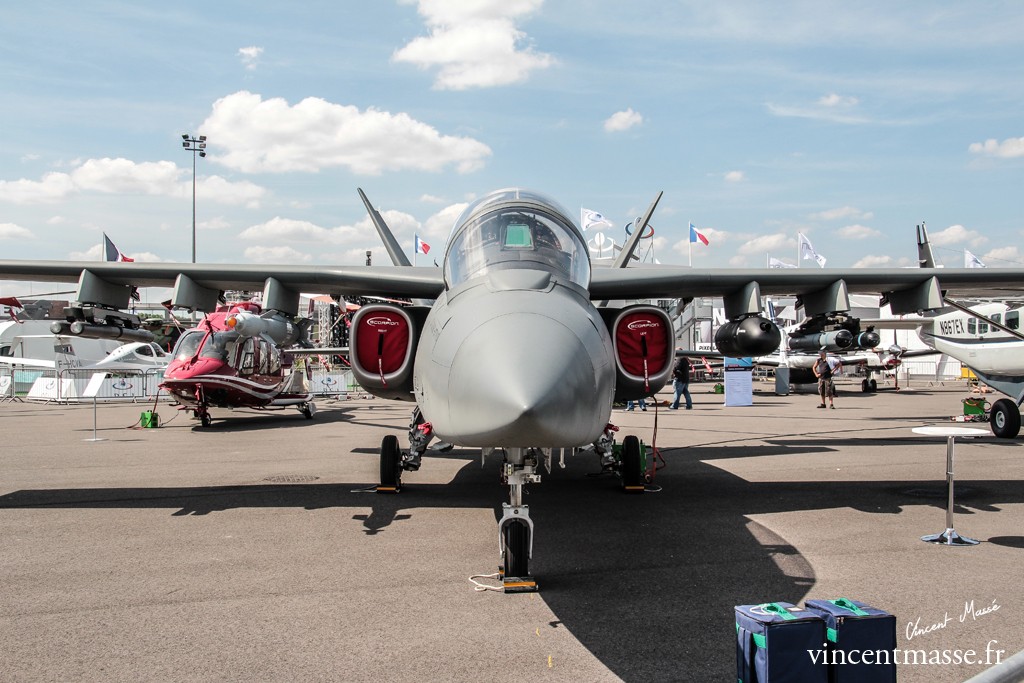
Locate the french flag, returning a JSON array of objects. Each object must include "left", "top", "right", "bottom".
[
  {"left": 689, "top": 223, "right": 709, "bottom": 246},
  {"left": 103, "top": 233, "right": 134, "bottom": 262},
  {"left": 414, "top": 235, "right": 431, "bottom": 255}
]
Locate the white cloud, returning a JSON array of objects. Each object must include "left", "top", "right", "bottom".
[
  {"left": 766, "top": 100, "right": 876, "bottom": 125},
  {"left": 239, "top": 217, "right": 361, "bottom": 244},
  {"left": 982, "top": 246, "right": 1021, "bottom": 263},
  {"left": 419, "top": 194, "right": 446, "bottom": 204},
  {"left": 853, "top": 254, "right": 914, "bottom": 268},
  {"left": 724, "top": 170, "right": 745, "bottom": 182},
  {"left": 853, "top": 254, "right": 893, "bottom": 268},
  {"left": 0, "top": 172, "right": 76, "bottom": 204},
  {"left": 243, "top": 245, "right": 313, "bottom": 263},
  {"left": 422, "top": 202, "right": 466, "bottom": 241},
  {"left": 809, "top": 206, "right": 874, "bottom": 221},
  {"left": 393, "top": 0, "right": 553, "bottom": 90},
  {"left": 929, "top": 224, "right": 987, "bottom": 247},
  {"left": 818, "top": 93, "right": 859, "bottom": 108},
  {"left": 738, "top": 233, "right": 790, "bottom": 255},
  {"left": 0, "top": 157, "right": 266, "bottom": 206},
  {"left": 0, "top": 222, "right": 33, "bottom": 239},
  {"left": 202, "top": 91, "right": 491, "bottom": 175},
  {"left": 67, "top": 242, "right": 167, "bottom": 262},
  {"left": 604, "top": 108, "right": 643, "bottom": 133},
  {"left": 838, "top": 224, "right": 882, "bottom": 239},
  {"left": 968, "top": 137, "right": 1024, "bottom": 158},
  {"left": 238, "top": 46, "right": 263, "bottom": 71}
]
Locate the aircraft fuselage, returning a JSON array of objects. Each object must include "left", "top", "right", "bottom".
[{"left": 414, "top": 269, "right": 615, "bottom": 447}]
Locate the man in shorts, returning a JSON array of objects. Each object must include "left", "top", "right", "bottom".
[{"left": 813, "top": 349, "right": 841, "bottom": 409}]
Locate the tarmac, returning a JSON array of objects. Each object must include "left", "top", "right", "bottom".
[{"left": 1, "top": 378, "right": 1022, "bottom": 682}]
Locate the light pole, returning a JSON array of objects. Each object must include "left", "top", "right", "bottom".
[{"left": 181, "top": 134, "right": 207, "bottom": 263}]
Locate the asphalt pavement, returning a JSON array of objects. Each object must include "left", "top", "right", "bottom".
[{"left": 1, "top": 378, "right": 1021, "bottom": 682}]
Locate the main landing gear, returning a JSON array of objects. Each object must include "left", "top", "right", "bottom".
[
  {"left": 989, "top": 398, "right": 1021, "bottom": 438},
  {"left": 376, "top": 408, "right": 435, "bottom": 494}
]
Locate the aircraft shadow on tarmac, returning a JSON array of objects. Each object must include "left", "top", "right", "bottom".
[{"left": 3, "top": 443, "right": 1023, "bottom": 681}]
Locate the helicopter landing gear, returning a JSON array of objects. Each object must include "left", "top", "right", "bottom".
[{"left": 193, "top": 406, "right": 213, "bottom": 427}]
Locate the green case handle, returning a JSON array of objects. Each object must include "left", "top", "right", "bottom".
[
  {"left": 761, "top": 603, "right": 797, "bottom": 620},
  {"left": 830, "top": 598, "right": 870, "bottom": 616}
]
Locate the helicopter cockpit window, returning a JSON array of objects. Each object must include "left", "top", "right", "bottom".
[
  {"left": 444, "top": 205, "right": 590, "bottom": 288},
  {"left": 200, "top": 331, "right": 239, "bottom": 362},
  {"left": 173, "top": 331, "right": 204, "bottom": 361}
]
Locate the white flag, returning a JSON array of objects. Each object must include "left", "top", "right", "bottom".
[
  {"left": 769, "top": 257, "right": 797, "bottom": 269},
  {"left": 965, "top": 250, "right": 986, "bottom": 268},
  {"left": 798, "top": 233, "right": 827, "bottom": 268},
  {"left": 581, "top": 208, "right": 613, "bottom": 231}
]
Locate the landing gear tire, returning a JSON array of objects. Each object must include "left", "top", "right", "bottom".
[
  {"left": 301, "top": 402, "right": 315, "bottom": 419},
  {"left": 502, "top": 519, "right": 530, "bottom": 579},
  {"left": 869, "top": 379, "right": 877, "bottom": 392},
  {"left": 199, "top": 412, "right": 212, "bottom": 428},
  {"left": 990, "top": 399, "right": 1021, "bottom": 439},
  {"left": 377, "top": 434, "right": 402, "bottom": 493},
  {"left": 621, "top": 435, "right": 644, "bottom": 493},
  {"left": 861, "top": 379, "right": 870, "bottom": 393}
]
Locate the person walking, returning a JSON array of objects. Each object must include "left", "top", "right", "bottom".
[
  {"left": 625, "top": 397, "right": 648, "bottom": 411},
  {"left": 670, "top": 356, "right": 692, "bottom": 410},
  {"left": 812, "top": 350, "right": 841, "bottom": 409}
]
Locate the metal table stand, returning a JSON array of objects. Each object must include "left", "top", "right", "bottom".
[{"left": 912, "top": 426, "right": 989, "bottom": 546}]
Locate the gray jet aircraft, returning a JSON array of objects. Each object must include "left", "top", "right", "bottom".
[{"left": 3, "top": 187, "right": 1024, "bottom": 590}]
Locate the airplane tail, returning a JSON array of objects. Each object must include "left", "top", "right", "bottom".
[
  {"left": 916, "top": 222, "right": 936, "bottom": 268},
  {"left": 357, "top": 188, "right": 412, "bottom": 267}
]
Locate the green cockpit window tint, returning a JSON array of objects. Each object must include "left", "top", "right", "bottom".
[{"left": 505, "top": 223, "right": 534, "bottom": 248}]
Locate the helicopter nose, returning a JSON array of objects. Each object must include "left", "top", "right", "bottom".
[{"left": 444, "top": 312, "right": 609, "bottom": 446}]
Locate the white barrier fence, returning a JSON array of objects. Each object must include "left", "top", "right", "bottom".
[{"left": 1, "top": 365, "right": 355, "bottom": 404}]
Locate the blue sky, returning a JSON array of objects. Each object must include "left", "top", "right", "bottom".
[{"left": 2, "top": 0, "right": 1023, "bottom": 294}]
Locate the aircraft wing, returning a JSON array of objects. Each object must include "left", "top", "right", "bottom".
[
  {"left": 0, "top": 355, "right": 56, "bottom": 369},
  {"left": 588, "top": 266, "right": 1024, "bottom": 301},
  {"left": 4, "top": 260, "right": 1024, "bottom": 318},
  {"left": 0, "top": 261, "right": 446, "bottom": 301}
]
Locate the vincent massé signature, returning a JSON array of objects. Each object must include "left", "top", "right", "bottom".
[{"left": 906, "top": 599, "right": 1001, "bottom": 640}]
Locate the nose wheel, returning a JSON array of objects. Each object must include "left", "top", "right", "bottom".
[{"left": 497, "top": 449, "right": 539, "bottom": 592}]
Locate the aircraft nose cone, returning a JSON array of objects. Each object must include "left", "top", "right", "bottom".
[{"left": 444, "top": 312, "right": 609, "bottom": 446}]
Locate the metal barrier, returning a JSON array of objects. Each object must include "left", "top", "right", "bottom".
[
  {"left": 307, "top": 368, "right": 353, "bottom": 397},
  {"left": 27, "top": 367, "right": 167, "bottom": 403}
]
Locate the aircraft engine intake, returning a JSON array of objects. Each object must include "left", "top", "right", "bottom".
[
  {"left": 349, "top": 304, "right": 419, "bottom": 401},
  {"left": 605, "top": 305, "right": 675, "bottom": 401},
  {"left": 714, "top": 315, "right": 781, "bottom": 357}
]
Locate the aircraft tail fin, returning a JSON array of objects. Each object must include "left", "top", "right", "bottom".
[
  {"left": 358, "top": 188, "right": 412, "bottom": 268},
  {"left": 916, "top": 222, "right": 936, "bottom": 268},
  {"left": 611, "top": 191, "right": 662, "bottom": 269}
]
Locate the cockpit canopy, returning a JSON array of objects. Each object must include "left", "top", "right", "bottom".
[{"left": 443, "top": 189, "right": 590, "bottom": 288}]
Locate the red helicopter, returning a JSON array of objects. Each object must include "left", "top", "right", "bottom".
[{"left": 161, "top": 301, "right": 319, "bottom": 426}]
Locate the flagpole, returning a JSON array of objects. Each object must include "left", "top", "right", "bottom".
[{"left": 688, "top": 221, "right": 692, "bottom": 268}]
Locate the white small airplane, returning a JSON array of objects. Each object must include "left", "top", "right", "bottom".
[
  {"left": 0, "top": 319, "right": 170, "bottom": 372},
  {"left": 867, "top": 225, "right": 1024, "bottom": 438}
]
